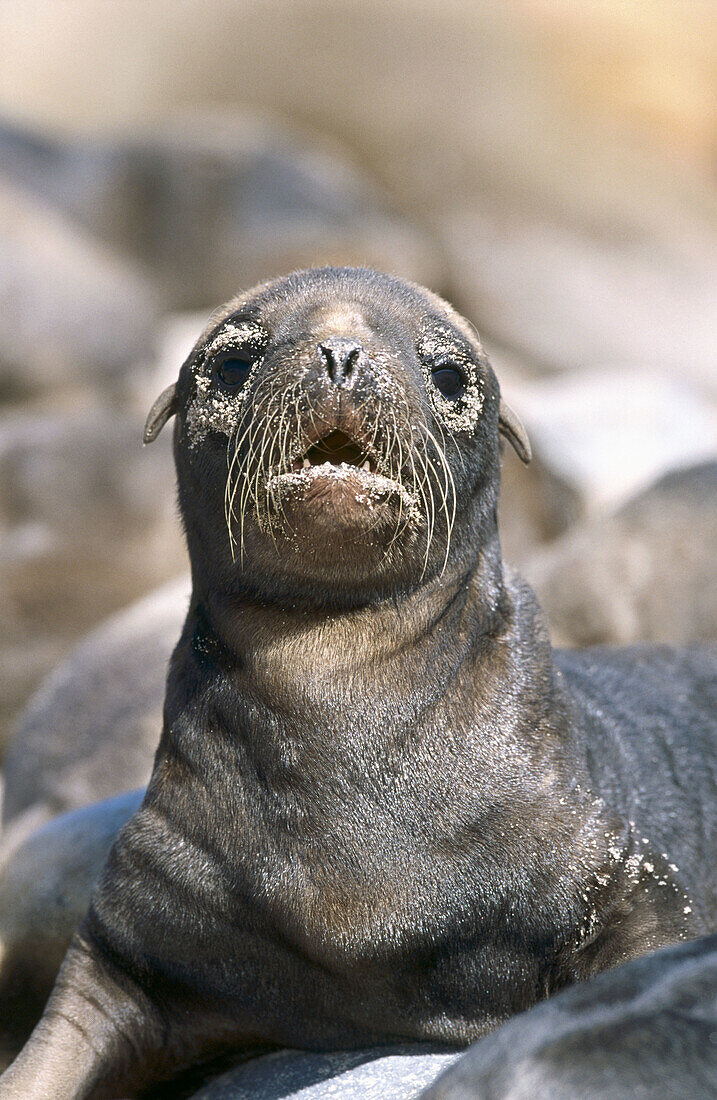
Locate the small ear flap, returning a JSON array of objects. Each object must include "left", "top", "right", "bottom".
[
  {"left": 499, "top": 398, "right": 532, "bottom": 465},
  {"left": 143, "top": 383, "right": 178, "bottom": 444}
]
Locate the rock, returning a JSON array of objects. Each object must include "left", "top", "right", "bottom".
[
  {"left": 1, "top": 4, "right": 714, "bottom": 388},
  {"left": 0, "top": 789, "right": 143, "bottom": 1062},
  {"left": 1, "top": 2, "right": 713, "bottom": 217},
  {"left": 2, "top": 577, "right": 189, "bottom": 832},
  {"left": 502, "top": 367, "right": 717, "bottom": 514},
  {"left": 0, "top": 411, "right": 187, "bottom": 750},
  {"left": 2, "top": 3, "right": 713, "bottom": 398},
  {"left": 420, "top": 935, "right": 717, "bottom": 1100},
  {"left": 0, "top": 178, "right": 157, "bottom": 401},
  {"left": 0, "top": 114, "right": 444, "bottom": 310},
  {"left": 525, "top": 462, "right": 717, "bottom": 647},
  {"left": 442, "top": 204, "right": 717, "bottom": 385},
  {"left": 191, "top": 1047, "right": 462, "bottom": 1100}
]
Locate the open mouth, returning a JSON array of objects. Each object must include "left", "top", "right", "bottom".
[
  {"left": 290, "top": 430, "right": 376, "bottom": 474},
  {"left": 266, "top": 427, "right": 420, "bottom": 519}
]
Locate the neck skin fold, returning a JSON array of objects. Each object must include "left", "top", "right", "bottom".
[{"left": 189, "top": 531, "right": 508, "bottom": 711}]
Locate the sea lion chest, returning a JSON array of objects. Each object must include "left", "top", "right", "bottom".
[{"left": 90, "top": 731, "right": 581, "bottom": 1050}]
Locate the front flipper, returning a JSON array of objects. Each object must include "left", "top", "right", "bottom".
[{"left": 0, "top": 933, "right": 165, "bottom": 1100}]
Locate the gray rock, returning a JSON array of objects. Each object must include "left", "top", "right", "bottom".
[
  {"left": 495, "top": 366, "right": 717, "bottom": 515},
  {"left": 526, "top": 462, "right": 717, "bottom": 647},
  {"left": 2, "top": 2, "right": 712, "bottom": 227},
  {"left": 498, "top": 445, "right": 581, "bottom": 571},
  {"left": 443, "top": 205, "right": 717, "bottom": 384},
  {"left": 0, "top": 114, "right": 444, "bottom": 310},
  {"left": 0, "top": 789, "right": 142, "bottom": 1061},
  {"left": 0, "top": 410, "right": 187, "bottom": 751},
  {"left": 191, "top": 1048, "right": 462, "bottom": 1100},
  {"left": 1, "top": 6, "right": 715, "bottom": 394},
  {"left": 0, "top": 178, "right": 157, "bottom": 400}
]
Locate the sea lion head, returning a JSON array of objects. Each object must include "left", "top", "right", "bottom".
[{"left": 146, "top": 267, "right": 529, "bottom": 607}]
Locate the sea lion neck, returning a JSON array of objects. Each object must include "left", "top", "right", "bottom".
[{"left": 192, "top": 541, "right": 507, "bottom": 702}]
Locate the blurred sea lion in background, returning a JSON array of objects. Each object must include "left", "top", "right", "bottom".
[
  {"left": 423, "top": 933, "right": 717, "bottom": 1100},
  {"left": 0, "top": 580, "right": 189, "bottom": 849},
  {"left": 528, "top": 461, "right": 717, "bottom": 648}
]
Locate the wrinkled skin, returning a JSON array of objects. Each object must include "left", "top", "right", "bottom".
[{"left": 1, "top": 268, "right": 715, "bottom": 1099}]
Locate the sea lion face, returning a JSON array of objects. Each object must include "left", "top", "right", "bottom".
[{"left": 162, "top": 268, "right": 517, "bottom": 605}]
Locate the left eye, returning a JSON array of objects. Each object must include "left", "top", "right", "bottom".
[
  {"left": 215, "top": 356, "right": 253, "bottom": 388},
  {"left": 431, "top": 366, "right": 465, "bottom": 400}
]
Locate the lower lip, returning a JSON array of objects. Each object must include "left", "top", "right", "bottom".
[{"left": 268, "top": 462, "right": 417, "bottom": 509}]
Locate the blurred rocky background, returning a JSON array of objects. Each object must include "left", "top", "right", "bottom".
[{"left": 0, "top": 0, "right": 715, "bottom": 1080}]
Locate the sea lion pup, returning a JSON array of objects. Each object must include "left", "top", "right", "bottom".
[{"left": 2, "top": 267, "right": 714, "bottom": 1099}]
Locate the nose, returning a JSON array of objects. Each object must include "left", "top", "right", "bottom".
[{"left": 317, "top": 337, "right": 364, "bottom": 386}]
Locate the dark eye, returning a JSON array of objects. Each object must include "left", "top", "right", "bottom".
[
  {"left": 215, "top": 355, "right": 253, "bottom": 388},
  {"left": 431, "top": 366, "right": 465, "bottom": 400}
]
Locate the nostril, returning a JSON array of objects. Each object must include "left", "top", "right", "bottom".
[
  {"left": 318, "top": 344, "right": 336, "bottom": 377},
  {"left": 318, "top": 338, "right": 362, "bottom": 384}
]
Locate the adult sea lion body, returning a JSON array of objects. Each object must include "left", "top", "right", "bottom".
[{"left": 2, "top": 267, "right": 715, "bottom": 1098}]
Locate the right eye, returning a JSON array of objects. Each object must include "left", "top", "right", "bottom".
[
  {"left": 214, "top": 355, "right": 253, "bottom": 388},
  {"left": 431, "top": 365, "right": 465, "bottom": 400}
]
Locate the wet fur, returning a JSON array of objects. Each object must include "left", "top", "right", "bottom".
[{"left": 1, "top": 268, "right": 715, "bottom": 1099}]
